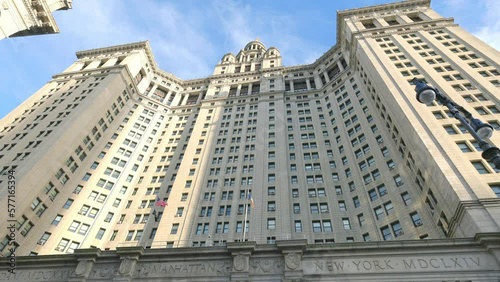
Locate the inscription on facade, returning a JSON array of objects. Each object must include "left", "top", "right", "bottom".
[
  {"left": 304, "top": 255, "right": 491, "bottom": 275},
  {"left": 0, "top": 269, "right": 73, "bottom": 281},
  {"left": 134, "top": 261, "right": 231, "bottom": 277}
]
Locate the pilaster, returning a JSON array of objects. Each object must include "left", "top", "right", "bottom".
[
  {"left": 227, "top": 241, "right": 257, "bottom": 282},
  {"left": 113, "top": 246, "right": 144, "bottom": 282},
  {"left": 277, "top": 239, "right": 307, "bottom": 282},
  {"left": 68, "top": 248, "right": 101, "bottom": 282}
]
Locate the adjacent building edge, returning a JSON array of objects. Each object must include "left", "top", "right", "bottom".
[{"left": 1, "top": 233, "right": 500, "bottom": 281}]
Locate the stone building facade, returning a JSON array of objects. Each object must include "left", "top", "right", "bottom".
[
  {"left": 0, "top": 0, "right": 499, "bottom": 280},
  {"left": 1, "top": 234, "right": 500, "bottom": 281},
  {"left": 0, "top": 0, "right": 72, "bottom": 39}
]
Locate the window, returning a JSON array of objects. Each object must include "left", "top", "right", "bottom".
[
  {"left": 31, "top": 198, "right": 41, "bottom": 210},
  {"left": 268, "top": 187, "right": 276, "bottom": 196},
  {"left": 472, "top": 161, "right": 489, "bottom": 174},
  {"left": 294, "top": 221, "right": 302, "bottom": 232},
  {"left": 444, "top": 125, "right": 457, "bottom": 135},
  {"left": 392, "top": 221, "right": 404, "bottom": 237},
  {"left": 82, "top": 173, "right": 92, "bottom": 181},
  {"left": 63, "top": 199, "right": 73, "bottom": 209},
  {"left": 267, "top": 218, "right": 276, "bottom": 230},
  {"left": 381, "top": 226, "right": 392, "bottom": 241},
  {"left": 353, "top": 197, "right": 360, "bottom": 208},
  {"left": 384, "top": 201, "right": 394, "bottom": 214},
  {"left": 323, "top": 220, "right": 333, "bottom": 232},
  {"left": 411, "top": 212, "right": 422, "bottom": 227},
  {"left": 401, "top": 192, "right": 411, "bottom": 205},
  {"left": 267, "top": 201, "right": 276, "bottom": 212},
  {"left": 52, "top": 215, "right": 63, "bottom": 226},
  {"left": 342, "top": 218, "right": 351, "bottom": 230},
  {"left": 375, "top": 206, "right": 384, "bottom": 220},
  {"left": 312, "top": 221, "right": 322, "bottom": 232},
  {"left": 171, "top": 224, "right": 179, "bottom": 234},
  {"left": 358, "top": 214, "right": 365, "bottom": 226},
  {"left": 490, "top": 184, "right": 500, "bottom": 197},
  {"left": 368, "top": 189, "right": 378, "bottom": 201},
  {"left": 35, "top": 232, "right": 51, "bottom": 246},
  {"left": 455, "top": 141, "right": 472, "bottom": 152},
  {"left": 377, "top": 185, "right": 388, "bottom": 196},
  {"left": 55, "top": 238, "right": 69, "bottom": 252},
  {"left": 268, "top": 174, "right": 276, "bottom": 183},
  {"left": 394, "top": 175, "right": 404, "bottom": 186}
]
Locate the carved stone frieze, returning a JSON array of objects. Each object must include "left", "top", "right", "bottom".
[{"left": 89, "top": 264, "right": 119, "bottom": 279}]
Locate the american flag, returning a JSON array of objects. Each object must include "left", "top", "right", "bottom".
[
  {"left": 155, "top": 196, "right": 167, "bottom": 207},
  {"left": 248, "top": 193, "right": 254, "bottom": 208}
]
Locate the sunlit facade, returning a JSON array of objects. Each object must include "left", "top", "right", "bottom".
[
  {"left": 0, "top": 0, "right": 72, "bottom": 39},
  {"left": 0, "top": 0, "right": 499, "bottom": 273}
]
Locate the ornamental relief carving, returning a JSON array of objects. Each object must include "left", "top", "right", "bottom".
[
  {"left": 249, "top": 257, "right": 284, "bottom": 274},
  {"left": 88, "top": 264, "right": 119, "bottom": 279},
  {"left": 74, "top": 260, "right": 91, "bottom": 277},
  {"left": 285, "top": 252, "right": 301, "bottom": 270},
  {"left": 233, "top": 253, "right": 247, "bottom": 271}
]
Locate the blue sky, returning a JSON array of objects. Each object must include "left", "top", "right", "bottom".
[{"left": 0, "top": 0, "right": 498, "bottom": 119}]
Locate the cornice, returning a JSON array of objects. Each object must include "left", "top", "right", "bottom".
[
  {"left": 71, "top": 1, "right": 440, "bottom": 92},
  {"left": 449, "top": 199, "right": 500, "bottom": 238},
  {"left": 336, "top": 0, "right": 431, "bottom": 51}
]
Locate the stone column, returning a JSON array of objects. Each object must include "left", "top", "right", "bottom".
[
  {"left": 322, "top": 71, "right": 330, "bottom": 84},
  {"left": 236, "top": 84, "right": 242, "bottom": 96},
  {"left": 277, "top": 239, "right": 307, "bottom": 282},
  {"left": 68, "top": 248, "right": 101, "bottom": 282},
  {"left": 181, "top": 94, "right": 189, "bottom": 106},
  {"left": 113, "top": 246, "right": 144, "bottom": 282},
  {"left": 227, "top": 241, "right": 257, "bottom": 281},
  {"left": 165, "top": 90, "right": 173, "bottom": 106}
]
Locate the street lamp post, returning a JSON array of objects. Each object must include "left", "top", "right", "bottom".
[{"left": 412, "top": 78, "right": 500, "bottom": 170}]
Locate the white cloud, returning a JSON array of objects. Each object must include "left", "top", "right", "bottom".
[
  {"left": 54, "top": 0, "right": 217, "bottom": 79},
  {"left": 473, "top": 0, "right": 500, "bottom": 50},
  {"left": 212, "top": 0, "right": 255, "bottom": 51}
]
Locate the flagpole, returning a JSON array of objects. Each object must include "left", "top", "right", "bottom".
[{"left": 242, "top": 187, "right": 249, "bottom": 242}]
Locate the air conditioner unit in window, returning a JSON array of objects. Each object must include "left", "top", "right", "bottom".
[
  {"left": 20, "top": 230, "right": 27, "bottom": 236},
  {"left": 415, "top": 222, "right": 423, "bottom": 227},
  {"left": 218, "top": 213, "right": 224, "bottom": 216},
  {"left": 37, "top": 240, "right": 45, "bottom": 245}
]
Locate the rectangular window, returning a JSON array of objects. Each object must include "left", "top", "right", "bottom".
[
  {"left": 267, "top": 218, "right": 276, "bottom": 230},
  {"left": 411, "top": 212, "right": 423, "bottom": 227},
  {"left": 342, "top": 218, "right": 351, "bottom": 230}
]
